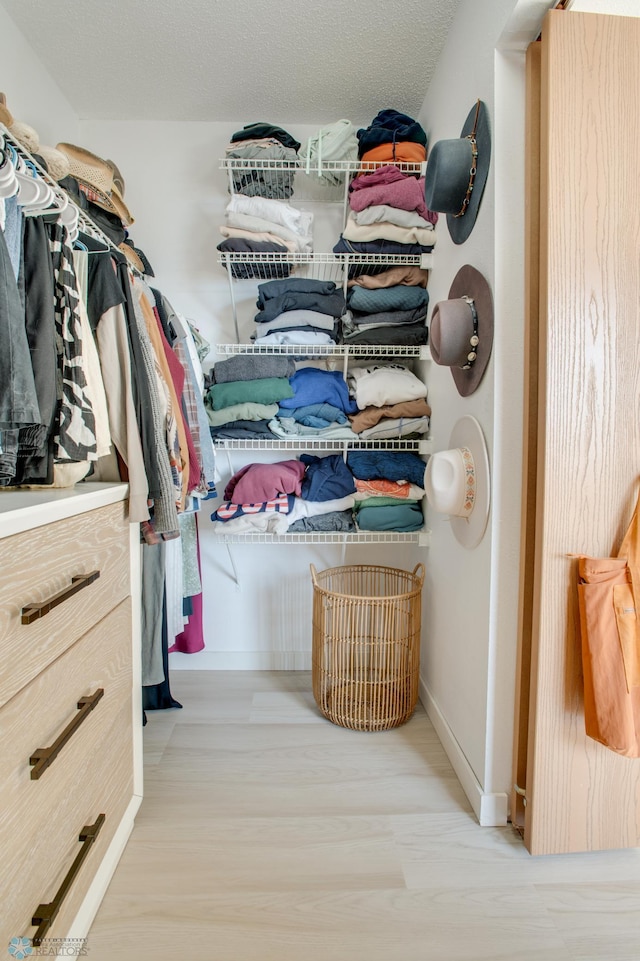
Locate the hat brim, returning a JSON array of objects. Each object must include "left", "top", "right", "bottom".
[
  {"left": 118, "top": 242, "right": 144, "bottom": 273},
  {"left": 446, "top": 100, "right": 491, "bottom": 245},
  {"left": 448, "top": 415, "right": 490, "bottom": 549},
  {"left": 0, "top": 94, "right": 13, "bottom": 127},
  {"left": 447, "top": 264, "right": 494, "bottom": 397},
  {"left": 109, "top": 184, "right": 134, "bottom": 226}
]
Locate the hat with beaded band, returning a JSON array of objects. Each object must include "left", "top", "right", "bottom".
[
  {"left": 424, "top": 99, "right": 491, "bottom": 245},
  {"left": 429, "top": 264, "right": 493, "bottom": 397}
]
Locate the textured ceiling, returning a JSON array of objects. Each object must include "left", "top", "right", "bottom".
[{"left": 2, "top": 0, "right": 461, "bottom": 124}]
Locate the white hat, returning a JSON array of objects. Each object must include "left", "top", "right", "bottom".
[{"left": 425, "top": 414, "right": 490, "bottom": 549}]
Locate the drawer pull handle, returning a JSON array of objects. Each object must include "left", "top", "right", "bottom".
[
  {"left": 30, "top": 688, "right": 104, "bottom": 780},
  {"left": 21, "top": 570, "right": 101, "bottom": 625},
  {"left": 31, "top": 813, "right": 105, "bottom": 946}
]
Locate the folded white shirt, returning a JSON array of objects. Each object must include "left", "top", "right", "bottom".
[
  {"left": 342, "top": 212, "right": 436, "bottom": 247},
  {"left": 348, "top": 364, "right": 427, "bottom": 409},
  {"left": 219, "top": 225, "right": 298, "bottom": 252},
  {"left": 226, "top": 194, "right": 313, "bottom": 236},
  {"left": 210, "top": 512, "right": 290, "bottom": 534},
  {"left": 225, "top": 210, "right": 313, "bottom": 252},
  {"left": 286, "top": 494, "right": 356, "bottom": 525},
  {"left": 352, "top": 204, "right": 435, "bottom": 230}
]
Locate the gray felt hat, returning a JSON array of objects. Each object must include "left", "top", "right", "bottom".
[
  {"left": 424, "top": 100, "right": 491, "bottom": 245},
  {"left": 429, "top": 264, "right": 493, "bottom": 397}
]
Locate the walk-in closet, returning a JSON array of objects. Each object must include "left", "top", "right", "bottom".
[{"left": 2, "top": 0, "right": 640, "bottom": 958}]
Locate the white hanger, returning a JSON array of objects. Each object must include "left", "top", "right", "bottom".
[{"left": 0, "top": 139, "right": 18, "bottom": 199}]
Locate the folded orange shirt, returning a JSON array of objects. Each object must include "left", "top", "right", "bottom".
[
  {"left": 359, "top": 142, "right": 427, "bottom": 169},
  {"left": 355, "top": 478, "right": 414, "bottom": 498}
]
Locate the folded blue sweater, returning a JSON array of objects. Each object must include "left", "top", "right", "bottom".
[{"left": 279, "top": 368, "right": 358, "bottom": 414}]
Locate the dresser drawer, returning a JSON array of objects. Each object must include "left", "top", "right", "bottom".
[
  {"left": 9, "top": 699, "right": 133, "bottom": 947},
  {"left": 0, "top": 500, "right": 131, "bottom": 708},
  {"left": 0, "top": 599, "right": 134, "bottom": 943}
]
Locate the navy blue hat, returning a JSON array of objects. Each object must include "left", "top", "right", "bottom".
[{"left": 424, "top": 100, "right": 491, "bottom": 245}]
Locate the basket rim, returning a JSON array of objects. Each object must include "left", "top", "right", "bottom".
[{"left": 310, "top": 562, "right": 424, "bottom": 601}]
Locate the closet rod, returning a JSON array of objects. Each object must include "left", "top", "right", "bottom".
[{"left": 0, "top": 124, "right": 144, "bottom": 277}]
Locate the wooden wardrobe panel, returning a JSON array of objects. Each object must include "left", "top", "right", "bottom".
[
  {"left": 525, "top": 10, "right": 640, "bottom": 855},
  {"left": 511, "top": 38, "right": 542, "bottom": 837}
]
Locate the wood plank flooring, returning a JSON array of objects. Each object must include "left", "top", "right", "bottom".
[{"left": 85, "top": 671, "right": 640, "bottom": 960}]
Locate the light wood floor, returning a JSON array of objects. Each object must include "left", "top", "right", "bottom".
[{"left": 86, "top": 671, "right": 640, "bottom": 960}]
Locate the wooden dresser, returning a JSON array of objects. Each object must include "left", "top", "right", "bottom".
[{"left": 0, "top": 482, "right": 142, "bottom": 947}]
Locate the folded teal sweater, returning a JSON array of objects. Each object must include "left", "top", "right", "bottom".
[{"left": 209, "top": 377, "right": 294, "bottom": 411}]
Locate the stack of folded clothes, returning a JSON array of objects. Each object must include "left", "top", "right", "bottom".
[
  {"left": 204, "top": 353, "right": 296, "bottom": 440},
  {"left": 346, "top": 449, "right": 427, "bottom": 532},
  {"left": 210, "top": 449, "right": 427, "bottom": 535},
  {"left": 287, "top": 453, "right": 357, "bottom": 532},
  {"left": 345, "top": 264, "right": 430, "bottom": 345},
  {"left": 253, "top": 278, "right": 346, "bottom": 348},
  {"left": 218, "top": 194, "right": 313, "bottom": 279},
  {"left": 210, "top": 454, "right": 357, "bottom": 535},
  {"left": 342, "top": 275, "right": 430, "bottom": 347},
  {"left": 334, "top": 163, "right": 438, "bottom": 273},
  {"left": 332, "top": 110, "right": 438, "bottom": 301},
  {"left": 224, "top": 122, "right": 300, "bottom": 199},
  {"left": 271, "top": 367, "right": 359, "bottom": 441},
  {"left": 347, "top": 363, "right": 431, "bottom": 439}
]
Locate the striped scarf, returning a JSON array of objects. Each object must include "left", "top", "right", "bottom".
[{"left": 48, "top": 222, "right": 97, "bottom": 462}]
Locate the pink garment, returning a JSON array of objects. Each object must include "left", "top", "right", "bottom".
[
  {"left": 349, "top": 166, "right": 436, "bottom": 223},
  {"left": 224, "top": 459, "right": 306, "bottom": 503},
  {"left": 170, "top": 590, "right": 204, "bottom": 654},
  {"left": 169, "top": 520, "right": 205, "bottom": 655}
]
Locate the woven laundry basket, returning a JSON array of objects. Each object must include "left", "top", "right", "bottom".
[{"left": 310, "top": 563, "right": 425, "bottom": 731}]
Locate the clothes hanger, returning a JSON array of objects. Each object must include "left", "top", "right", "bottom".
[{"left": 0, "top": 139, "right": 19, "bottom": 199}]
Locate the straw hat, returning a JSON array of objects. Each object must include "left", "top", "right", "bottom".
[
  {"left": 35, "top": 145, "right": 70, "bottom": 181},
  {"left": 429, "top": 264, "right": 493, "bottom": 397},
  {"left": 0, "top": 93, "right": 69, "bottom": 180},
  {"left": 425, "top": 415, "right": 490, "bottom": 549},
  {"left": 424, "top": 99, "right": 491, "bottom": 245},
  {"left": 0, "top": 94, "right": 39, "bottom": 151},
  {"left": 56, "top": 142, "right": 134, "bottom": 226}
]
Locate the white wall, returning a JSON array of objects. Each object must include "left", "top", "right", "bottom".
[
  {"left": 415, "top": 0, "right": 556, "bottom": 824},
  {"left": 417, "top": 0, "right": 640, "bottom": 824},
  {"left": 0, "top": 4, "right": 79, "bottom": 144}
]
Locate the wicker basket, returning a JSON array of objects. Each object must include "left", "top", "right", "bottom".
[{"left": 310, "top": 563, "right": 425, "bottom": 731}]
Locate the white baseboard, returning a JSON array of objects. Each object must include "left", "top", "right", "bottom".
[
  {"left": 419, "top": 676, "right": 508, "bottom": 827},
  {"left": 169, "top": 650, "right": 312, "bottom": 670}
]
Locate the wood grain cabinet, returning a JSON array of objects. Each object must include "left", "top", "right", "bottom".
[
  {"left": 0, "top": 484, "right": 142, "bottom": 946},
  {"left": 513, "top": 10, "right": 640, "bottom": 855}
]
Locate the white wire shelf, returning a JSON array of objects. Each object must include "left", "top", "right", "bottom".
[
  {"left": 211, "top": 529, "right": 431, "bottom": 546},
  {"left": 220, "top": 158, "right": 426, "bottom": 175},
  {"left": 214, "top": 343, "right": 431, "bottom": 359},
  {"left": 217, "top": 251, "right": 433, "bottom": 292},
  {"left": 218, "top": 251, "right": 431, "bottom": 268},
  {"left": 220, "top": 157, "right": 427, "bottom": 204},
  {"left": 211, "top": 438, "right": 432, "bottom": 453}
]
